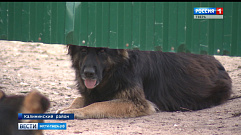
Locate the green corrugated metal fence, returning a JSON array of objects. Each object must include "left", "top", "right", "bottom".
[{"left": 0, "top": 2, "right": 241, "bottom": 56}]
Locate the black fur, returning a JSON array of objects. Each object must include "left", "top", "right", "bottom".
[{"left": 68, "top": 45, "right": 232, "bottom": 112}]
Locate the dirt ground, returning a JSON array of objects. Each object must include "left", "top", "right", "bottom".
[{"left": 0, "top": 40, "right": 240, "bottom": 135}]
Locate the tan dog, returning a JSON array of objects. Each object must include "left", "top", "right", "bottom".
[{"left": 0, "top": 90, "right": 50, "bottom": 135}]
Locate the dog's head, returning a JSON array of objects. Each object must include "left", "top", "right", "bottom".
[
  {"left": 67, "top": 45, "right": 129, "bottom": 89},
  {"left": 0, "top": 90, "right": 50, "bottom": 114},
  {"left": 0, "top": 90, "right": 50, "bottom": 135}
]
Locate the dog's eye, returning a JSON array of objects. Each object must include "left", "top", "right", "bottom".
[
  {"left": 81, "top": 48, "right": 87, "bottom": 53},
  {"left": 99, "top": 49, "right": 105, "bottom": 54}
]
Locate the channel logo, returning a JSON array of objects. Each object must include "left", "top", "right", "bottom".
[
  {"left": 194, "top": 7, "right": 223, "bottom": 19},
  {"left": 18, "top": 123, "right": 38, "bottom": 130},
  {"left": 194, "top": 7, "right": 223, "bottom": 15},
  {"left": 18, "top": 123, "right": 67, "bottom": 130}
]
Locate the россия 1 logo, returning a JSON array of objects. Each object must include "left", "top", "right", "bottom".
[{"left": 194, "top": 7, "right": 223, "bottom": 19}]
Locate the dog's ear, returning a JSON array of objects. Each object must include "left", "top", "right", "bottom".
[
  {"left": 0, "top": 90, "right": 6, "bottom": 100},
  {"left": 117, "top": 49, "right": 129, "bottom": 59},
  {"left": 67, "top": 44, "right": 82, "bottom": 68},
  {"left": 67, "top": 44, "right": 72, "bottom": 55},
  {"left": 23, "top": 90, "right": 50, "bottom": 113},
  {"left": 67, "top": 44, "right": 79, "bottom": 56}
]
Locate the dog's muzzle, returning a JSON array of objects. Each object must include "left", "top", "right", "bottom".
[{"left": 82, "top": 67, "right": 99, "bottom": 89}]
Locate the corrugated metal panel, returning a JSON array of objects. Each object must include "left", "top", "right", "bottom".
[
  {"left": 0, "top": 2, "right": 241, "bottom": 56},
  {"left": 0, "top": 2, "right": 66, "bottom": 44}
]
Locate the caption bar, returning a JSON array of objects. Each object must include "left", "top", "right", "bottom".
[
  {"left": 18, "top": 113, "right": 74, "bottom": 120},
  {"left": 194, "top": 15, "right": 223, "bottom": 19},
  {"left": 18, "top": 123, "right": 66, "bottom": 130}
]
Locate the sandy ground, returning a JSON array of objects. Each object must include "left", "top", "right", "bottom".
[{"left": 0, "top": 40, "right": 240, "bottom": 135}]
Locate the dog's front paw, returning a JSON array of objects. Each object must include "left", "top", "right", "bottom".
[
  {"left": 58, "top": 109, "right": 85, "bottom": 119},
  {"left": 56, "top": 108, "right": 67, "bottom": 114},
  {"left": 59, "top": 109, "right": 75, "bottom": 114}
]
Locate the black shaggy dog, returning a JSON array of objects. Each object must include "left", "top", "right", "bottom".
[
  {"left": 57, "top": 45, "right": 232, "bottom": 119},
  {"left": 0, "top": 90, "right": 50, "bottom": 135}
]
